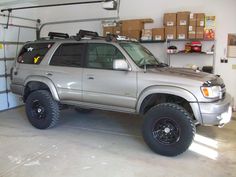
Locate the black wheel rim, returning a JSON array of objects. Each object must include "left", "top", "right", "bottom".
[
  {"left": 31, "top": 100, "right": 46, "bottom": 120},
  {"left": 152, "top": 118, "right": 180, "bottom": 145}
]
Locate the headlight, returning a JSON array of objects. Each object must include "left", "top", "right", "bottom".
[{"left": 201, "top": 86, "right": 221, "bottom": 98}]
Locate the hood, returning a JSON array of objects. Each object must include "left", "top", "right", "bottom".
[{"left": 147, "top": 67, "right": 217, "bottom": 83}]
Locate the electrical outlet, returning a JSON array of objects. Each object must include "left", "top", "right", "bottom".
[
  {"left": 221, "top": 57, "right": 228, "bottom": 63},
  {"left": 232, "top": 64, "right": 236, "bottom": 69}
]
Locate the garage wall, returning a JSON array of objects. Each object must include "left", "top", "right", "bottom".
[
  {"left": 1, "top": 0, "right": 235, "bottom": 109},
  {"left": 38, "top": 0, "right": 236, "bottom": 109},
  {"left": 0, "top": 4, "right": 37, "bottom": 111}
]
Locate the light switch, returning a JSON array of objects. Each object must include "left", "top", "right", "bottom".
[{"left": 232, "top": 64, "right": 236, "bottom": 69}]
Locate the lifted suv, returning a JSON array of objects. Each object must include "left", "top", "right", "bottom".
[{"left": 11, "top": 30, "right": 233, "bottom": 156}]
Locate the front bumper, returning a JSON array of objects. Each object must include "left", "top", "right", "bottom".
[{"left": 199, "top": 93, "right": 233, "bottom": 126}]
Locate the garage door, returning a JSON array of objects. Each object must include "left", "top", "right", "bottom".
[{"left": 0, "top": 24, "right": 36, "bottom": 111}]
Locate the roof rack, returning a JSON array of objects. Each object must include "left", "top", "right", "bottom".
[
  {"left": 45, "top": 30, "right": 135, "bottom": 43},
  {"left": 48, "top": 32, "right": 69, "bottom": 39},
  {"left": 76, "top": 30, "right": 99, "bottom": 40}
]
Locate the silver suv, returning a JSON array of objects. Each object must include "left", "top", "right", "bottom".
[{"left": 10, "top": 30, "right": 233, "bottom": 156}]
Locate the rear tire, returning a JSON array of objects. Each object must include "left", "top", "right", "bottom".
[
  {"left": 25, "top": 90, "right": 59, "bottom": 129},
  {"left": 143, "top": 103, "right": 195, "bottom": 156}
]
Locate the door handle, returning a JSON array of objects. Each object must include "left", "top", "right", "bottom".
[
  {"left": 46, "top": 72, "right": 53, "bottom": 76},
  {"left": 88, "top": 76, "right": 94, "bottom": 80},
  {"left": 87, "top": 74, "right": 94, "bottom": 80}
]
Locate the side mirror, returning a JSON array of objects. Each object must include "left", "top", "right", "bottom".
[{"left": 113, "top": 59, "right": 131, "bottom": 71}]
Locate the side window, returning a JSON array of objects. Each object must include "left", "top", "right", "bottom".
[
  {"left": 17, "top": 43, "right": 54, "bottom": 64},
  {"left": 86, "top": 43, "right": 125, "bottom": 70},
  {"left": 50, "top": 43, "right": 85, "bottom": 67}
]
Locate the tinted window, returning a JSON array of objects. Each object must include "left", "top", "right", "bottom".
[
  {"left": 50, "top": 43, "right": 85, "bottom": 67},
  {"left": 86, "top": 43, "right": 124, "bottom": 69},
  {"left": 18, "top": 43, "right": 54, "bottom": 64}
]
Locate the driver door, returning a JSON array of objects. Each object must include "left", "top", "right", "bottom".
[{"left": 82, "top": 43, "right": 137, "bottom": 110}]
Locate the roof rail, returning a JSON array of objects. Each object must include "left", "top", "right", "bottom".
[{"left": 48, "top": 32, "right": 69, "bottom": 39}]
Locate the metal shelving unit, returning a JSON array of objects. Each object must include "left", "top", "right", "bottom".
[
  {"left": 139, "top": 38, "right": 216, "bottom": 73},
  {"left": 140, "top": 40, "right": 165, "bottom": 43},
  {"left": 166, "top": 39, "right": 216, "bottom": 73}
]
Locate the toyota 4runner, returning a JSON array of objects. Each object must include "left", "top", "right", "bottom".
[{"left": 10, "top": 30, "right": 233, "bottom": 156}]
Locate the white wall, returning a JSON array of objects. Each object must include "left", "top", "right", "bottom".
[
  {"left": 39, "top": 0, "right": 236, "bottom": 108},
  {"left": 1, "top": 0, "right": 236, "bottom": 108}
]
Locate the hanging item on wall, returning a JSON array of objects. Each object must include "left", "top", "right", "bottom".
[{"left": 227, "top": 34, "right": 236, "bottom": 58}]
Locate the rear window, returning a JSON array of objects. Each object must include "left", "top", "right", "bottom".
[{"left": 17, "top": 43, "right": 54, "bottom": 64}]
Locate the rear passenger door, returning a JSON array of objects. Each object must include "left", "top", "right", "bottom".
[{"left": 48, "top": 43, "right": 85, "bottom": 101}]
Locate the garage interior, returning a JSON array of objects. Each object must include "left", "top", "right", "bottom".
[{"left": 0, "top": 0, "right": 236, "bottom": 177}]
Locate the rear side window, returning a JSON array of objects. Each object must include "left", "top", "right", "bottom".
[
  {"left": 17, "top": 43, "right": 54, "bottom": 64},
  {"left": 50, "top": 43, "right": 85, "bottom": 67}
]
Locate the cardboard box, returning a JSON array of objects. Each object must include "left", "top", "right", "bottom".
[
  {"left": 177, "top": 26, "right": 188, "bottom": 39},
  {"left": 152, "top": 28, "right": 165, "bottom": 41},
  {"left": 113, "top": 26, "right": 122, "bottom": 35},
  {"left": 197, "top": 13, "right": 205, "bottom": 27},
  {"left": 189, "top": 13, "right": 197, "bottom": 27},
  {"left": 196, "top": 27, "right": 204, "bottom": 39},
  {"left": 177, "top": 11, "right": 190, "bottom": 26},
  {"left": 103, "top": 27, "right": 114, "bottom": 36},
  {"left": 188, "top": 31, "right": 196, "bottom": 39},
  {"left": 164, "top": 13, "right": 177, "bottom": 26},
  {"left": 103, "top": 26, "right": 122, "bottom": 36},
  {"left": 165, "top": 26, "right": 176, "bottom": 40},
  {"left": 141, "top": 29, "right": 152, "bottom": 41},
  {"left": 122, "top": 30, "right": 141, "bottom": 40},
  {"left": 122, "top": 20, "right": 144, "bottom": 31},
  {"left": 189, "top": 24, "right": 196, "bottom": 32},
  {"left": 121, "top": 19, "right": 153, "bottom": 31}
]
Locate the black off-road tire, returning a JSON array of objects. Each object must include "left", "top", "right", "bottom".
[
  {"left": 143, "top": 103, "right": 195, "bottom": 156},
  {"left": 25, "top": 90, "right": 60, "bottom": 129},
  {"left": 74, "top": 107, "right": 93, "bottom": 113}
]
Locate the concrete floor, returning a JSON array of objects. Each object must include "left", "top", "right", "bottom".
[{"left": 0, "top": 107, "right": 235, "bottom": 177}]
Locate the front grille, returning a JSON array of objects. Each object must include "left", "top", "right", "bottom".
[{"left": 222, "top": 92, "right": 226, "bottom": 99}]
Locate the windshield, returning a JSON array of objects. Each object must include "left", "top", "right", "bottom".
[{"left": 120, "top": 42, "right": 160, "bottom": 68}]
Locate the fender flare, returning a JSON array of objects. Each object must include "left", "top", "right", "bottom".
[
  {"left": 136, "top": 86, "right": 203, "bottom": 123},
  {"left": 24, "top": 76, "right": 60, "bottom": 101}
]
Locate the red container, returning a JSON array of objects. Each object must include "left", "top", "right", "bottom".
[{"left": 191, "top": 41, "right": 202, "bottom": 52}]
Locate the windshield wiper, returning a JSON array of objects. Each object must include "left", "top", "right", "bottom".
[
  {"left": 157, "top": 62, "right": 169, "bottom": 67},
  {"left": 140, "top": 63, "right": 168, "bottom": 68}
]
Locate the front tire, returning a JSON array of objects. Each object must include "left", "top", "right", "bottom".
[
  {"left": 25, "top": 90, "right": 60, "bottom": 129},
  {"left": 143, "top": 103, "right": 195, "bottom": 156}
]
